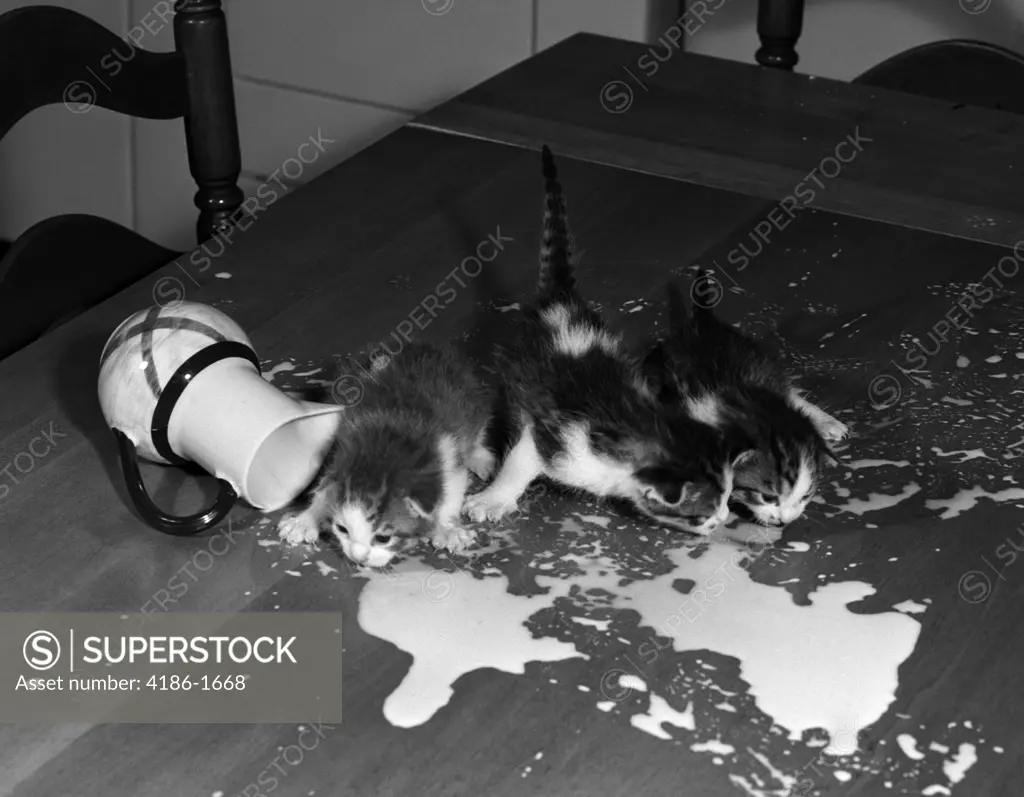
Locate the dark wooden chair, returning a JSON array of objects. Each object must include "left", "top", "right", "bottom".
[
  {"left": 854, "top": 39, "right": 1024, "bottom": 112},
  {"left": 755, "top": 0, "right": 805, "bottom": 70},
  {"left": 0, "top": 2, "right": 243, "bottom": 360},
  {"left": 755, "top": 0, "right": 1024, "bottom": 116}
]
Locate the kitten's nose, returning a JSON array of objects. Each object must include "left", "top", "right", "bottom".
[{"left": 349, "top": 542, "right": 370, "bottom": 562}]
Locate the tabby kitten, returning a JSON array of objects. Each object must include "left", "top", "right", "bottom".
[
  {"left": 647, "top": 275, "right": 846, "bottom": 527},
  {"left": 278, "top": 343, "right": 495, "bottom": 567},
  {"left": 462, "top": 146, "right": 735, "bottom": 535}
]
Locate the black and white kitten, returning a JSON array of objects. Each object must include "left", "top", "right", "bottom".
[
  {"left": 647, "top": 275, "right": 847, "bottom": 527},
  {"left": 279, "top": 343, "right": 495, "bottom": 567},
  {"left": 462, "top": 146, "right": 735, "bottom": 535}
]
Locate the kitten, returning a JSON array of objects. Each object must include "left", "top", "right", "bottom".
[
  {"left": 278, "top": 343, "right": 495, "bottom": 567},
  {"left": 462, "top": 145, "right": 734, "bottom": 535},
  {"left": 647, "top": 274, "right": 847, "bottom": 527}
]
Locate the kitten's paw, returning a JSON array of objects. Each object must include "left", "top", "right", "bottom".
[
  {"left": 466, "top": 447, "right": 496, "bottom": 481},
  {"left": 463, "top": 490, "right": 516, "bottom": 523},
  {"left": 818, "top": 417, "right": 849, "bottom": 442},
  {"left": 277, "top": 512, "right": 320, "bottom": 547},
  {"left": 430, "top": 523, "right": 476, "bottom": 554}
]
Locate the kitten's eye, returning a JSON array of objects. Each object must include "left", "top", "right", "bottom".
[
  {"left": 759, "top": 493, "right": 779, "bottom": 505},
  {"left": 334, "top": 523, "right": 348, "bottom": 536},
  {"left": 373, "top": 534, "right": 392, "bottom": 545}
]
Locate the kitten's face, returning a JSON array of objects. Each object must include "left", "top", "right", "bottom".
[
  {"left": 324, "top": 427, "right": 443, "bottom": 568},
  {"left": 632, "top": 462, "right": 733, "bottom": 535},
  {"left": 326, "top": 492, "right": 423, "bottom": 568},
  {"left": 730, "top": 444, "right": 823, "bottom": 527}
]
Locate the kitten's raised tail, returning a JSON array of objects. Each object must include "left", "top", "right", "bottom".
[
  {"left": 689, "top": 267, "right": 720, "bottom": 328},
  {"left": 538, "top": 145, "right": 577, "bottom": 300}
]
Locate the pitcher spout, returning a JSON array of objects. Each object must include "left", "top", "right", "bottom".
[{"left": 244, "top": 403, "right": 344, "bottom": 511}]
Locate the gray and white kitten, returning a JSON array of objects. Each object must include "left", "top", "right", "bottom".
[
  {"left": 278, "top": 343, "right": 495, "bottom": 567},
  {"left": 463, "top": 146, "right": 735, "bottom": 535},
  {"left": 645, "top": 275, "right": 847, "bottom": 527}
]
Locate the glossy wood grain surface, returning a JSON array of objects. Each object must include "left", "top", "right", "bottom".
[
  {"left": 1, "top": 119, "right": 1022, "bottom": 797},
  {"left": 413, "top": 32, "right": 1024, "bottom": 250}
]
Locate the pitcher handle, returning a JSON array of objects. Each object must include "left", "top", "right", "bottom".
[{"left": 113, "top": 428, "right": 237, "bottom": 536}]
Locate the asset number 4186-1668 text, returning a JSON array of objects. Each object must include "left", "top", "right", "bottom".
[{"left": 146, "top": 674, "right": 247, "bottom": 690}]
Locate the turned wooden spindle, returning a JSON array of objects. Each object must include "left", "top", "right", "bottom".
[
  {"left": 755, "top": 0, "right": 806, "bottom": 71},
  {"left": 173, "top": 0, "right": 243, "bottom": 242}
]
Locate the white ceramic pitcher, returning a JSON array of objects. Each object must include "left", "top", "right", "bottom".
[{"left": 98, "top": 301, "right": 343, "bottom": 535}]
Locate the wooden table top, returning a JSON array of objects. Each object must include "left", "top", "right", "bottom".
[
  {"left": 414, "top": 33, "right": 1024, "bottom": 250},
  {"left": 2, "top": 38, "right": 1023, "bottom": 797}
]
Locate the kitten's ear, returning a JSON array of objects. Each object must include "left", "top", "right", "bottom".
[
  {"left": 643, "top": 482, "right": 682, "bottom": 505},
  {"left": 404, "top": 468, "right": 441, "bottom": 519},
  {"left": 733, "top": 449, "right": 760, "bottom": 469},
  {"left": 403, "top": 496, "right": 433, "bottom": 519},
  {"left": 636, "top": 466, "right": 694, "bottom": 505}
]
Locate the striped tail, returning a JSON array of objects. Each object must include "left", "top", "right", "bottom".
[
  {"left": 690, "top": 267, "right": 717, "bottom": 325},
  {"left": 537, "top": 145, "right": 577, "bottom": 299}
]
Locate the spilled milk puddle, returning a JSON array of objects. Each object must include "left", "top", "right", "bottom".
[
  {"left": 258, "top": 464, "right": 994, "bottom": 797},
  {"left": 351, "top": 508, "right": 926, "bottom": 797}
]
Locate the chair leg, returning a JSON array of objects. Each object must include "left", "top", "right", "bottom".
[
  {"left": 174, "top": 0, "right": 244, "bottom": 243},
  {"left": 755, "top": 0, "right": 805, "bottom": 71}
]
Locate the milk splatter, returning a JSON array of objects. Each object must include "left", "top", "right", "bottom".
[
  {"left": 575, "top": 514, "right": 612, "bottom": 528},
  {"left": 926, "top": 486, "right": 1024, "bottom": 519},
  {"left": 897, "top": 733, "right": 925, "bottom": 760},
  {"left": 893, "top": 600, "right": 927, "bottom": 615},
  {"left": 832, "top": 483, "right": 921, "bottom": 516},
  {"left": 618, "top": 674, "right": 647, "bottom": 692},
  {"left": 631, "top": 695, "right": 695, "bottom": 739},
  {"left": 571, "top": 616, "right": 610, "bottom": 630},
  {"left": 262, "top": 361, "right": 295, "bottom": 381},
  {"left": 931, "top": 447, "right": 992, "bottom": 463},
  {"left": 691, "top": 739, "right": 736, "bottom": 754},
  {"left": 845, "top": 459, "right": 911, "bottom": 470},
  {"left": 943, "top": 743, "right": 977, "bottom": 784}
]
